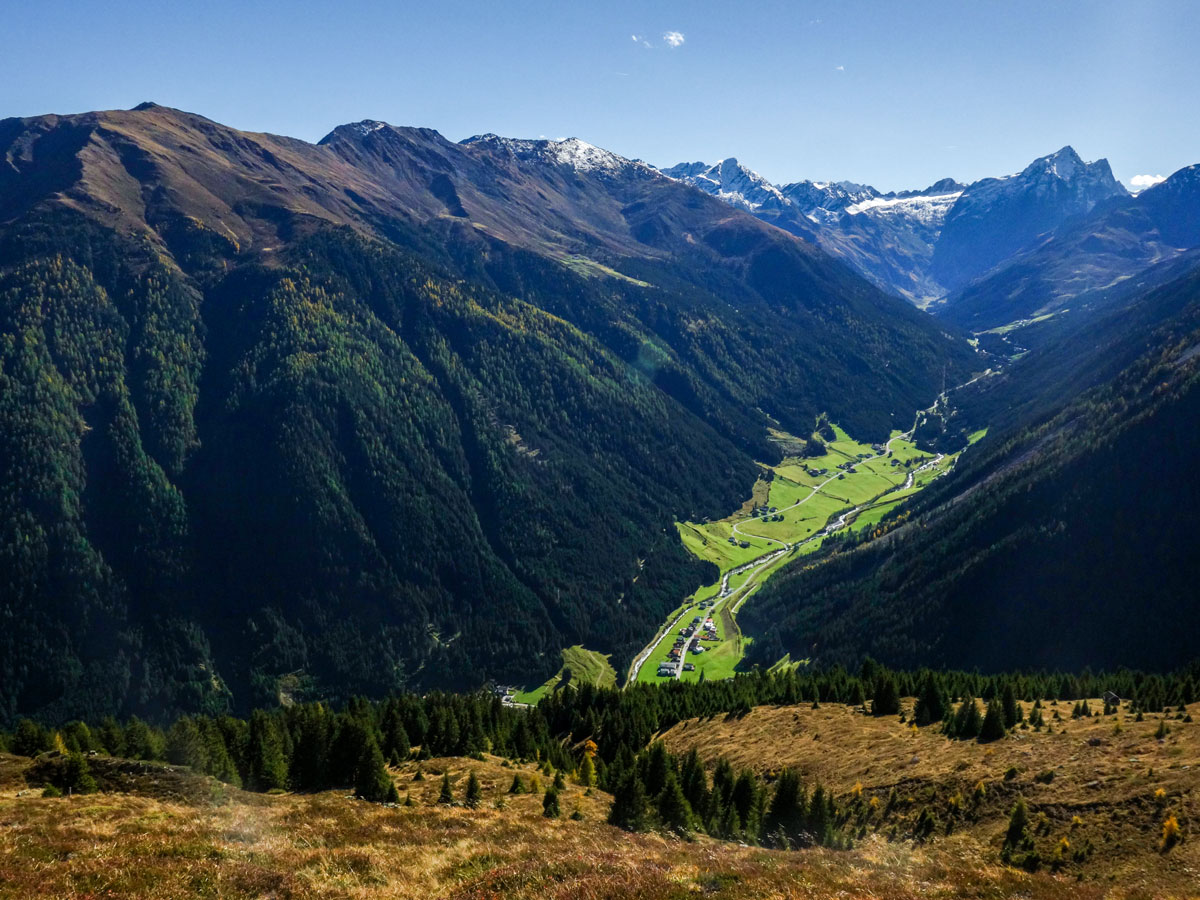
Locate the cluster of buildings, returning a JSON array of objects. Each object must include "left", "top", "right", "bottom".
[{"left": 656, "top": 613, "right": 719, "bottom": 678}]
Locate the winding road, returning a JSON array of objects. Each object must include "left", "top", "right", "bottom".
[{"left": 627, "top": 372, "right": 991, "bottom": 685}]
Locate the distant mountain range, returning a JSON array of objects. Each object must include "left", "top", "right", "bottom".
[{"left": 661, "top": 147, "right": 1200, "bottom": 325}]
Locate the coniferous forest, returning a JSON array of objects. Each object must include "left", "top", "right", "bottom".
[
  {"left": 0, "top": 106, "right": 972, "bottom": 726},
  {"left": 5, "top": 662, "right": 1196, "bottom": 848}
]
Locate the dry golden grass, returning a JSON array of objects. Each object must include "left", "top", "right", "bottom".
[
  {"left": 1, "top": 712, "right": 1197, "bottom": 899},
  {"left": 0, "top": 749, "right": 1111, "bottom": 900},
  {"left": 662, "top": 699, "right": 1200, "bottom": 898}
]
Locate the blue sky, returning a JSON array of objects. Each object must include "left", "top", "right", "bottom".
[{"left": 2, "top": 0, "right": 1196, "bottom": 191}]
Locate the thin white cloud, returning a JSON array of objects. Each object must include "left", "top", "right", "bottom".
[
  {"left": 663, "top": 31, "right": 685, "bottom": 48},
  {"left": 834, "top": 64, "right": 845, "bottom": 71},
  {"left": 631, "top": 33, "right": 652, "bottom": 49},
  {"left": 1130, "top": 173, "right": 1167, "bottom": 190}
]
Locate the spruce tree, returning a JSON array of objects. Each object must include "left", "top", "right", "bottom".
[
  {"left": 248, "top": 711, "right": 288, "bottom": 792},
  {"left": 872, "top": 673, "right": 901, "bottom": 717},
  {"left": 60, "top": 752, "right": 98, "bottom": 795},
  {"left": 806, "top": 785, "right": 835, "bottom": 847},
  {"left": 979, "top": 700, "right": 1008, "bottom": 743},
  {"left": 1001, "top": 683, "right": 1021, "bottom": 729},
  {"left": 731, "top": 771, "right": 763, "bottom": 841},
  {"left": 608, "top": 771, "right": 650, "bottom": 832},
  {"left": 642, "top": 741, "right": 672, "bottom": 796},
  {"left": 355, "top": 734, "right": 394, "bottom": 802},
  {"left": 199, "top": 719, "right": 242, "bottom": 787},
  {"left": 656, "top": 771, "right": 693, "bottom": 834},
  {"left": 718, "top": 798, "right": 742, "bottom": 840},
  {"left": 97, "top": 716, "right": 126, "bottom": 757},
  {"left": 11, "top": 719, "right": 51, "bottom": 758},
  {"left": 764, "top": 768, "right": 807, "bottom": 847},
  {"left": 1003, "top": 796, "right": 1031, "bottom": 859},
  {"left": 438, "top": 771, "right": 454, "bottom": 804},
  {"left": 949, "top": 694, "right": 982, "bottom": 739},
  {"left": 914, "top": 673, "right": 949, "bottom": 726},
  {"left": 124, "top": 717, "right": 158, "bottom": 761},
  {"left": 465, "top": 770, "right": 483, "bottom": 809},
  {"left": 166, "top": 718, "right": 208, "bottom": 771},
  {"left": 543, "top": 786, "right": 561, "bottom": 818},
  {"left": 680, "top": 748, "right": 709, "bottom": 814},
  {"left": 509, "top": 773, "right": 526, "bottom": 794},
  {"left": 578, "top": 754, "right": 596, "bottom": 788},
  {"left": 381, "top": 704, "right": 411, "bottom": 761}
]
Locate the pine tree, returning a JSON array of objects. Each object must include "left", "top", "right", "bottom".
[
  {"left": 578, "top": 754, "right": 596, "bottom": 788},
  {"left": 553, "top": 770, "right": 565, "bottom": 791},
  {"left": 949, "top": 694, "right": 982, "bottom": 739},
  {"left": 166, "top": 717, "right": 208, "bottom": 771},
  {"left": 679, "top": 748, "right": 709, "bottom": 814},
  {"left": 355, "top": 734, "right": 394, "bottom": 802},
  {"left": 543, "top": 786, "right": 561, "bottom": 818},
  {"left": 1001, "top": 683, "right": 1021, "bottom": 729},
  {"left": 11, "top": 719, "right": 51, "bottom": 758},
  {"left": 438, "top": 772, "right": 454, "bottom": 804},
  {"left": 60, "top": 752, "right": 98, "bottom": 795},
  {"left": 656, "top": 771, "right": 693, "bottom": 834},
  {"left": 764, "top": 768, "right": 807, "bottom": 847},
  {"left": 979, "top": 700, "right": 1008, "bottom": 743},
  {"left": 1003, "top": 796, "right": 1031, "bottom": 857},
  {"left": 509, "top": 773, "right": 526, "bottom": 794},
  {"left": 465, "top": 770, "right": 482, "bottom": 809},
  {"left": 248, "top": 711, "right": 288, "bottom": 792},
  {"left": 914, "top": 673, "right": 949, "bottom": 726},
  {"left": 608, "top": 771, "right": 650, "bottom": 832},
  {"left": 731, "top": 770, "right": 764, "bottom": 841},
  {"left": 642, "top": 741, "right": 672, "bottom": 796},
  {"left": 872, "top": 672, "right": 901, "bottom": 717}
]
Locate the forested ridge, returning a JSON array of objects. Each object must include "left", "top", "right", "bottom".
[{"left": 0, "top": 104, "right": 973, "bottom": 725}]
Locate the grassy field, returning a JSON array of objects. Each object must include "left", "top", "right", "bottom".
[
  {"left": 639, "top": 424, "right": 963, "bottom": 686},
  {"left": 1, "top": 701, "right": 1194, "bottom": 898},
  {"left": 512, "top": 645, "right": 617, "bottom": 704}
]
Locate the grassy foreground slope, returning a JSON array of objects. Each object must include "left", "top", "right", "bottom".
[
  {"left": 0, "top": 748, "right": 1142, "bottom": 900},
  {"left": 662, "top": 699, "right": 1200, "bottom": 897}
]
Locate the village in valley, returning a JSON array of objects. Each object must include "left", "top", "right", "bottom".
[
  {"left": 507, "top": 413, "right": 987, "bottom": 703},
  {"left": 656, "top": 608, "right": 720, "bottom": 679},
  {"left": 626, "top": 418, "right": 986, "bottom": 688}
]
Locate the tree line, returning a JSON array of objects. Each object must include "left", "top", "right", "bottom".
[{"left": 5, "top": 660, "right": 1196, "bottom": 809}]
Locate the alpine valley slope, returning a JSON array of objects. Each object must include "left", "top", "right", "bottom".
[
  {"left": 0, "top": 103, "right": 973, "bottom": 725},
  {"left": 741, "top": 261, "right": 1200, "bottom": 674}
]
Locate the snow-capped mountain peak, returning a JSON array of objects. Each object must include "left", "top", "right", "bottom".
[
  {"left": 460, "top": 133, "right": 644, "bottom": 175},
  {"left": 659, "top": 157, "right": 786, "bottom": 211}
]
